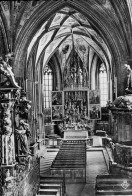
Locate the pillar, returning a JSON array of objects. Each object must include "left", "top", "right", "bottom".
[{"left": 0, "top": 91, "right": 17, "bottom": 196}]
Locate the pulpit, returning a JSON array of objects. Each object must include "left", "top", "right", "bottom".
[{"left": 108, "top": 94, "right": 132, "bottom": 176}]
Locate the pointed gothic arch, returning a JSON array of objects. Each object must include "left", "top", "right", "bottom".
[{"left": 14, "top": 0, "right": 128, "bottom": 80}]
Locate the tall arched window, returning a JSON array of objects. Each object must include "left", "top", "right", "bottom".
[
  {"left": 99, "top": 64, "right": 108, "bottom": 107},
  {"left": 43, "top": 65, "right": 53, "bottom": 108}
]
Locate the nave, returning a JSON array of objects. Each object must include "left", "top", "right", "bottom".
[
  {"left": 39, "top": 136, "right": 109, "bottom": 196},
  {"left": 1, "top": 1, "right": 132, "bottom": 196},
  {"left": 38, "top": 132, "right": 132, "bottom": 196},
  {"left": 37, "top": 131, "right": 132, "bottom": 196}
]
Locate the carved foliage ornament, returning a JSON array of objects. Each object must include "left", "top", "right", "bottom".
[{"left": 1, "top": 101, "right": 14, "bottom": 136}]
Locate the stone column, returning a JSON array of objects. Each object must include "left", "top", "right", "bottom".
[
  {"left": 0, "top": 93, "right": 16, "bottom": 195},
  {"left": 117, "top": 60, "right": 128, "bottom": 96},
  {"left": 1, "top": 99, "right": 15, "bottom": 165}
]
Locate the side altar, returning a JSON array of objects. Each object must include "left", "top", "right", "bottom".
[{"left": 0, "top": 54, "right": 39, "bottom": 196}]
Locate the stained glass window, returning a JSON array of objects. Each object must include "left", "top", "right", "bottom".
[{"left": 43, "top": 65, "right": 53, "bottom": 108}]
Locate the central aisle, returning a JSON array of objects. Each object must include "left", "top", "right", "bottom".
[
  {"left": 66, "top": 149, "right": 108, "bottom": 196},
  {"left": 40, "top": 136, "right": 109, "bottom": 196},
  {"left": 86, "top": 150, "right": 108, "bottom": 183}
]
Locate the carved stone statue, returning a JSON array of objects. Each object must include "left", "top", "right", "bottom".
[
  {"left": 1, "top": 101, "right": 13, "bottom": 136},
  {"left": 14, "top": 88, "right": 32, "bottom": 167},
  {"left": 15, "top": 119, "right": 31, "bottom": 155},
  {"left": 124, "top": 64, "right": 132, "bottom": 94},
  {"left": 0, "top": 54, "right": 19, "bottom": 88},
  {"left": 15, "top": 89, "right": 31, "bottom": 119}
]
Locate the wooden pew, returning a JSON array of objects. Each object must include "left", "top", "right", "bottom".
[
  {"left": 37, "top": 176, "right": 66, "bottom": 196},
  {"left": 50, "top": 141, "right": 86, "bottom": 183},
  {"left": 95, "top": 174, "right": 132, "bottom": 196}
]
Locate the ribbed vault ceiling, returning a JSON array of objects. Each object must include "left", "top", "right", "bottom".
[{"left": 27, "top": 7, "right": 112, "bottom": 70}]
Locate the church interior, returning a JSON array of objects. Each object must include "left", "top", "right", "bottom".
[{"left": 1, "top": 0, "right": 132, "bottom": 196}]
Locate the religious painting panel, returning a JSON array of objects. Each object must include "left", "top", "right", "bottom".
[
  {"left": 89, "top": 104, "right": 101, "bottom": 120},
  {"left": 51, "top": 91, "right": 63, "bottom": 105},
  {"left": 89, "top": 89, "right": 100, "bottom": 104},
  {"left": 44, "top": 108, "right": 52, "bottom": 125},
  {"left": 52, "top": 105, "right": 64, "bottom": 121},
  {"left": 64, "top": 90, "right": 88, "bottom": 124}
]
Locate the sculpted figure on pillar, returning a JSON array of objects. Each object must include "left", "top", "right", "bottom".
[
  {"left": 15, "top": 119, "right": 31, "bottom": 155},
  {"left": 14, "top": 89, "right": 32, "bottom": 158},
  {"left": 0, "top": 53, "right": 19, "bottom": 88},
  {"left": 1, "top": 101, "right": 13, "bottom": 136},
  {"left": 124, "top": 64, "right": 132, "bottom": 94}
]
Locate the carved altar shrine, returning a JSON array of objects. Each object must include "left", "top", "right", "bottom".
[{"left": 0, "top": 55, "right": 39, "bottom": 196}]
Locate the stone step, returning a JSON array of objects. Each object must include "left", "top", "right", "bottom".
[
  {"left": 96, "top": 180, "right": 132, "bottom": 184},
  {"left": 41, "top": 162, "right": 52, "bottom": 165},
  {"left": 37, "top": 194, "right": 57, "bottom": 196},
  {"left": 40, "top": 162, "right": 51, "bottom": 166},
  {"left": 40, "top": 180, "right": 63, "bottom": 184},
  {"left": 96, "top": 190, "right": 132, "bottom": 195},
  {"left": 40, "top": 172, "right": 50, "bottom": 177},
  {"left": 40, "top": 168, "right": 51, "bottom": 172},
  {"left": 40, "top": 184, "right": 61, "bottom": 189},
  {"left": 41, "top": 157, "right": 57, "bottom": 160},
  {"left": 38, "top": 189, "right": 59, "bottom": 195},
  {"left": 54, "top": 157, "right": 85, "bottom": 159},
  {"left": 96, "top": 174, "right": 130, "bottom": 180},
  {"left": 51, "top": 165, "right": 85, "bottom": 168},
  {"left": 53, "top": 160, "right": 85, "bottom": 162},
  {"left": 97, "top": 186, "right": 132, "bottom": 190},
  {"left": 53, "top": 161, "right": 85, "bottom": 163},
  {"left": 40, "top": 180, "right": 63, "bottom": 185},
  {"left": 46, "top": 151, "right": 59, "bottom": 153},
  {"left": 40, "top": 183, "right": 61, "bottom": 186},
  {"left": 40, "top": 151, "right": 58, "bottom": 176},
  {"left": 97, "top": 185, "right": 132, "bottom": 190}
]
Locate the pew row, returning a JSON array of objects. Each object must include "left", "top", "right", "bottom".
[
  {"left": 37, "top": 176, "right": 66, "bottom": 196},
  {"left": 50, "top": 140, "right": 86, "bottom": 183},
  {"left": 95, "top": 174, "right": 132, "bottom": 196}
]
